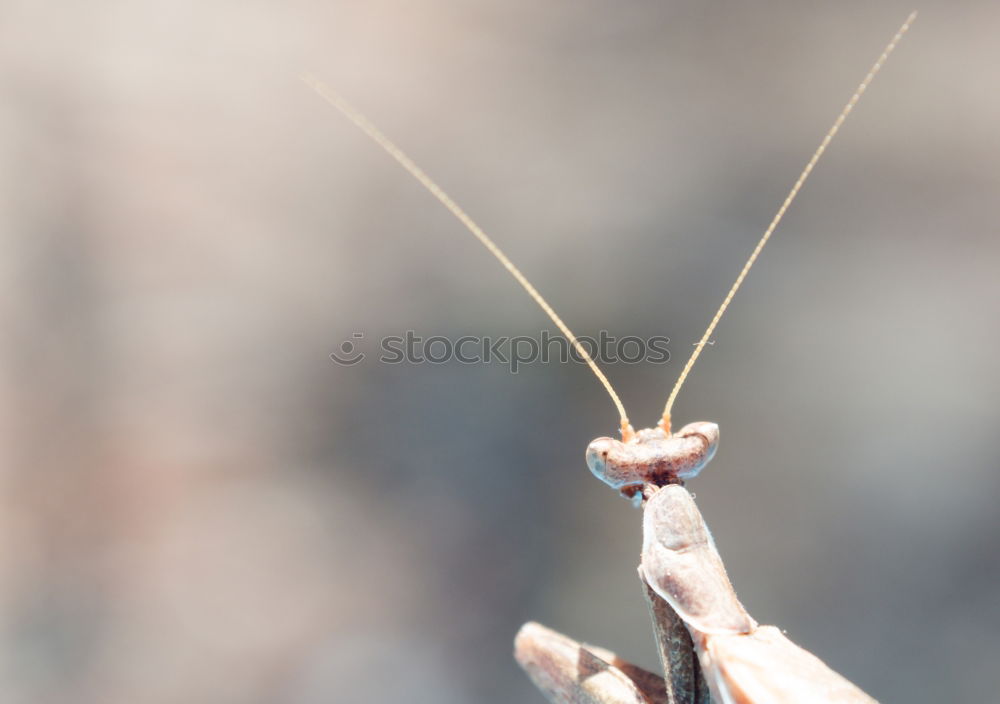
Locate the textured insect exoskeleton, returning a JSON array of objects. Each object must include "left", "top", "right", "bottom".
[{"left": 309, "top": 12, "right": 915, "bottom": 702}]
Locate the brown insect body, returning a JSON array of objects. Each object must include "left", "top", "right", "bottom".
[
  {"left": 639, "top": 484, "right": 877, "bottom": 702},
  {"left": 310, "top": 13, "right": 915, "bottom": 701}
]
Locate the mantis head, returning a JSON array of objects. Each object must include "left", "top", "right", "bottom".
[{"left": 586, "top": 422, "right": 719, "bottom": 503}]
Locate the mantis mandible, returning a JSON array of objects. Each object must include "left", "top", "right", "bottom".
[{"left": 306, "top": 11, "right": 916, "bottom": 703}]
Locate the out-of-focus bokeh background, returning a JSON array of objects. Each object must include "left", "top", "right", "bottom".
[{"left": 2, "top": 2, "right": 998, "bottom": 702}]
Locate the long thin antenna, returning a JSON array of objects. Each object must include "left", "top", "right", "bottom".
[
  {"left": 660, "top": 11, "right": 917, "bottom": 433},
  {"left": 303, "top": 76, "right": 635, "bottom": 439}
]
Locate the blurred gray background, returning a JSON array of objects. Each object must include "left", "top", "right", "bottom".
[{"left": 1, "top": 2, "right": 998, "bottom": 702}]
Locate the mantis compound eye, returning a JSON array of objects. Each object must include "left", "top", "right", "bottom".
[
  {"left": 586, "top": 422, "right": 720, "bottom": 499},
  {"left": 585, "top": 437, "right": 619, "bottom": 486}
]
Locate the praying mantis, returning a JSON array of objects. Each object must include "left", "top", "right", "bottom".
[{"left": 306, "top": 10, "right": 916, "bottom": 703}]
